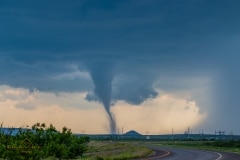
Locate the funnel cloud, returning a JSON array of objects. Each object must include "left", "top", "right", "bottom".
[{"left": 87, "top": 62, "right": 116, "bottom": 133}]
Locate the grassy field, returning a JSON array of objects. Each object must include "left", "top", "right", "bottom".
[
  {"left": 79, "top": 141, "right": 152, "bottom": 160},
  {"left": 147, "top": 140, "right": 240, "bottom": 154}
]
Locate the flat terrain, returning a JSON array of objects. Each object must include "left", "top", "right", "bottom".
[{"left": 81, "top": 141, "right": 152, "bottom": 159}]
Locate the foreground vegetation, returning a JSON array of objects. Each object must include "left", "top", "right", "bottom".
[
  {"left": 0, "top": 123, "right": 89, "bottom": 159},
  {"left": 150, "top": 140, "right": 240, "bottom": 153},
  {"left": 0, "top": 124, "right": 152, "bottom": 160}
]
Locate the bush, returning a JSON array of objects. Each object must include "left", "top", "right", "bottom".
[
  {"left": 0, "top": 123, "right": 89, "bottom": 159},
  {"left": 204, "top": 140, "right": 240, "bottom": 148}
]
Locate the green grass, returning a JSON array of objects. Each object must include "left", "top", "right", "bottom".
[
  {"left": 78, "top": 141, "right": 152, "bottom": 160},
  {"left": 148, "top": 141, "right": 240, "bottom": 154},
  {"left": 43, "top": 156, "right": 59, "bottom": 160}
]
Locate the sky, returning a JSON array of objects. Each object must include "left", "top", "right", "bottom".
[{"left": 0, "top": 0, "right": 240, "bottom": 134}]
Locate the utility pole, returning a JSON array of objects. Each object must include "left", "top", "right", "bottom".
[
  {"left": 118, "top": 128, "right": 120, "bottom": 139},
  {"left": 121, "top": 127, "right": 123, "bottom": 140}
]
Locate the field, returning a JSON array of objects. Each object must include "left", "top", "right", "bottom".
[{"left": 79, "top": 141, "right": 152, "bottom": 160}]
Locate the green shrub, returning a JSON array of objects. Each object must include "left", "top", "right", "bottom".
[{"left": 0, "top": 123, "right": 89, "bottom": 159}]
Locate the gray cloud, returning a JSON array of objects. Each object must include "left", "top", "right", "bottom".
[
  {"left": 112, "top": 74, "right": 158, "bottom": 105},
  {"left": 0, "top": 0, "right": 240, "bottom": 133}
]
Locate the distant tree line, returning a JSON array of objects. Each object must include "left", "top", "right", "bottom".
[
  {"left": 0, "top": 123, "right": 89, "bottom": 159},
  {"left": 205, "top": 140, "right": 240, "bottom": 148}
]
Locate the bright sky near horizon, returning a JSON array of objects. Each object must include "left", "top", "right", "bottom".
[
  {"left": 0, "top": 85, "right": 206, "bottom": 134},
  {"left": 0, "top": 0, "right": 240, "bottom": 134}
]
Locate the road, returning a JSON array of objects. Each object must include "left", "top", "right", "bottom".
[{"left": 138, "top": 147, "right": 240, "bottom": 160}]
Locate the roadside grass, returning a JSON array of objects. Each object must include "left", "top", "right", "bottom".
[
  {"left": 148, "top": 141, "right": 240, "bottom": 154},
  {"left": 78, "top": 141, "right": 152, "bottom": 160}
]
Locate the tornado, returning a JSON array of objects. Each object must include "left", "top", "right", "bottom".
[{"left": 88, "top": 63, "right": 116, "bottom": 134}]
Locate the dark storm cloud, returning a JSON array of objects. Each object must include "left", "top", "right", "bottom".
[{"left": 0, "top": 0, "right": 240, "bottom": 132}]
